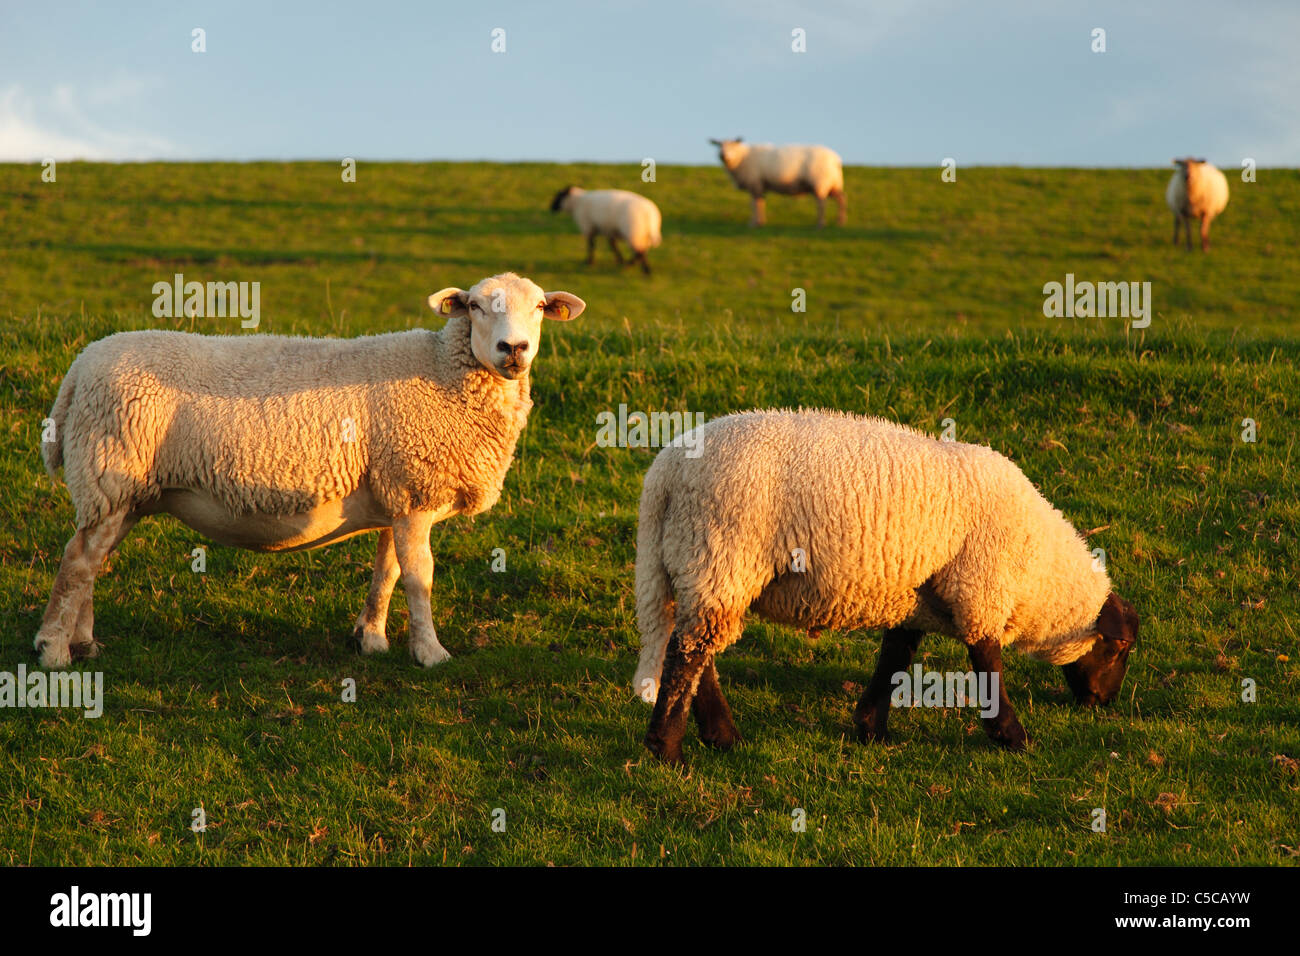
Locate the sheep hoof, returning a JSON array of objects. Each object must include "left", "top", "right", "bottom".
[
  {"left": 353, "top": 624, "right": 389, "bottom": 655},
  {"left": 644, "top": 735, "right": 685, "bottom": 765},
  {"left": 701, "top": 726, "right": 741, "bottom": 751},
  {"left": 411, "top": 639, "right": 452, "bottom": 667},
  {"left": 34, "top": 634, "right": 71, "bottom": 669},
  {"left": 856, "top": 724, "right": 890, "bottom": 745},
  {"left": 854, "top": 709, "right": 890, "bottom": 744},
  {"left": 70, "top": 640, "right": 102, "bottom": 660},
  {"left": 990, "top": 724, "right": 1030, "bottom": 751}
]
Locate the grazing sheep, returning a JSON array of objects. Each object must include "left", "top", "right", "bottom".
[
  {"left": 35, "top": 273, "right": 585, "bottom": 669},
  {"left": 708, "top": 138, "right": 846, "bottom": 227},
  {"left": 1166, "top": 158, "right": 1229, "bottom": 251},
  {"left": 633, "top": 410, "right": 1138, "bottom": 764},
  {"left": 550, "top": 187, "right": 662, "bottom": 274}
]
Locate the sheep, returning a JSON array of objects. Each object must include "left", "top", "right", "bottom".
[
  {"left": 708, "top": 138, "right": 846, "bottom": 227},
  {"left": 549, "top": 187, "right": 662, "bottom": 274},
  {"left": 34, "top": 273, "right": 585, "bottom": 669},
  {"left": 633, "top": 409, "right": 1138, "bottom": 764},
  {"left": 1166, "top": 158, "right": 1229, "bottom": 251}
]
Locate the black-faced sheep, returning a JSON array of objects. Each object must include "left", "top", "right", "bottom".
[
  {"left": 633, "top": 410, "right": 1138, "bottom": 764},
  {"left": 1166, "top": 158, "right": 1229, "bottom": 251},
  {"left": 550, "top": 187, "right": 662, "bottom": 274}
]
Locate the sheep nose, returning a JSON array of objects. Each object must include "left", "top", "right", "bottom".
[{"left": 497, "top": 340, "right": 529, "bottom": 358}]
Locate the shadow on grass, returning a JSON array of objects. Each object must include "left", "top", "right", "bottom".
[
  {"left": 20, "top": 239, "right": 433, "bottom": 267},
  {"left": 667, "top": 220, "right": 943, "bottom": 242}
]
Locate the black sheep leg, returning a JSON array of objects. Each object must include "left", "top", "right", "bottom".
[
  {"left": 855, "top": 627, "right": 924, "bottom": 743},
  {"left": 693, "top": 659, "right": 740, "bottom": 750},
  {"left": 966, "top": 636, "right": 1028, "bottom": 750}
]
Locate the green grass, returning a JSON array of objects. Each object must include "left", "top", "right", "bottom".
[{"left": 0, "top": 161, "right": 1297, "bottom": 866}]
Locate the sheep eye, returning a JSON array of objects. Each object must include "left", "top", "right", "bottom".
[
  {"left": 536, "top": 302, "right": 545, "bottom": 310},
  {"left": 469, "top": 301, "right": 481, "bottom": 312}
]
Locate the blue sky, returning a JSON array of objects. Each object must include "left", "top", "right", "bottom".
[{"left": 2, "top": 0, "right": 1297, "bottom": 166}]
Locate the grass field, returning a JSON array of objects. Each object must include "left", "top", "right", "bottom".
[{"left": 0, "top": 161, "right": 1297, "bottom": 866}]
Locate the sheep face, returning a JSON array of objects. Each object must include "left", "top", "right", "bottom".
[
  {"left": 709, "top": 138, "right": 746, "bottom": 170},
  {"left": 549, "top": 186, "right": 575, "bottom": 212},
  {"left": 428, "top": 273, "right": 585, "bottom": 380},
  {"left": 1171, "top": 157, "right": 1209, "bottom": 183},
  {"left": 1061, "top": 592, "right": 1138, "bottom": 706}
]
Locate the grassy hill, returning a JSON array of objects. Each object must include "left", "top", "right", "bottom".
[{"left": 0, "top": 161, "right": 1296, "bottom": 865}]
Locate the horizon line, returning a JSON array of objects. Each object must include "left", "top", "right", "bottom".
[{"left": 0, "top": 158, "right": 1272, "bottom": 170}]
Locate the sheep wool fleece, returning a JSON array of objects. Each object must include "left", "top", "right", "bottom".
[
  {"left": 43, "top": 317, "right": 531, "bottom": 530},
  {"left": 635, "top": 410, "right": 1111, "bottom": 694}
]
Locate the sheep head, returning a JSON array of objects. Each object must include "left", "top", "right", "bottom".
[
  {"left": 549, "top": 186, "right": 579, "bottom": 213},
  {"left": 428, "top": 273, "right": 585, "bottom": 381},
  {"left": 1061, "top": 592, "right": 1137, "bottom": 706},
  {"left": 709, "top": 138, "right": 747, "bottom": 170},
  {"left": 1171, "top": 157, "right": 1208, "bottom": 180}
]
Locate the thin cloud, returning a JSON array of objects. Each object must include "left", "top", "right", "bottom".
[{"left": 0, "top": 83, "right": 179, "bottom": 161}]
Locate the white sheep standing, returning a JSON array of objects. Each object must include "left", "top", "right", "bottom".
[
  {"left": 709, "top": 138, "right": 846, "bottom": 227},
  {"left": 633, "top": 409, "right": 1138, "bottom": 764},
  {"left": 1166, "top": 158, "right": 1229, "bottom": 251},
  {"left": 35, "top": 273, "right": 585, "bottom": 669},
  {"left": 550, "top": 187, "right": 662, "bottom": 274}
]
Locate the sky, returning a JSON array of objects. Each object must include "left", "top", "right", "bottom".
[{"left": 1, "top": 0, "right": 1297, "bottom": 166}]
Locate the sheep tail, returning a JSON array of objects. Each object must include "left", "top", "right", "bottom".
[
  {"left": 41, "top": 356, "right": 79, "bottom": 478},
  {"left": 633, "top": 463, "right": 675, "bottom": 704}
]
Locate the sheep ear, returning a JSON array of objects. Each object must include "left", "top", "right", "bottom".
[
  {"left": 428, "top": 288, "right": 468, "bottom": 318},
  {"left": 708, "top": 138, "right": 722, "bottom": 146},
  {"left": 1097, "top": 593, "right": 1137, "bottom": 648},
  {"left": 543, "top": 291, "right": 585, "bottom": 321}
]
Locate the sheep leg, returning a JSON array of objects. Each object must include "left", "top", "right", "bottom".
[
  {"left": 391, "top": 511, "right": 452, "bottom": 667},
  {"left": 833, "top": 188, "right": 847, "bottom": 226},
  {"left": 855, "top": 627, "right": 924, "bottom": 743},
  {"left": 965, "top": 637, "right": 1028, "bottom": 750},
  {"left": 750, "top": 195, "right": 766, "bottom": 227},
  {"left": 352, "top": 527, "right": 401, "bottom": 655},
  {"left": 584, "top": 233, "right": 596, "bottom": 265},
  {"left": 1171, "top": 216, "right": 1181, "bottom": 246},
  {"left": 1200, "top": 215, "right": 1211, "bottom": 252},
  {"left": 607, "top": 236, "right": 625, "bottom": 266},
  {"left": 72, "top": 602, "right": 97, "bottom": 659},
  {"left": 68, "top": 513, "right": 136, "bottom": 660},
  {"left": 633, "top": 250, "right": 651, "bottom": 276},
  {"left": 645, "top": 610, "right": 733, "bottom": 763},
  {"left": 645, "top": 644, "right": 709, "bottom": 764},
  {"left": 692, "top": 659, "right": 740, "bottom": 750},
  {"left": 816, "top": 195, "right": 827, "bottom": 228},
  {"left": 35, "top": 510, "right": 133, "bottom": 668},
  {"left": 1184, "top": 217, "right": 1193, "bottom": 251}
]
